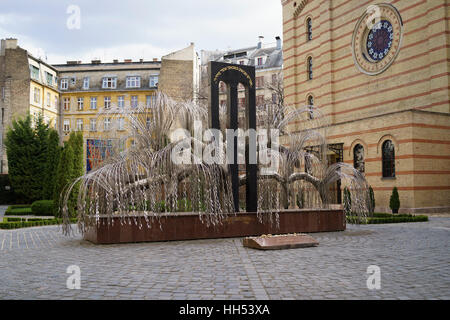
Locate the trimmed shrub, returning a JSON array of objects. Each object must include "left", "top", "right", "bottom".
[
  {"left": 389, "top": 187, "right": 400, "bottom": 213},
  {"left": 5, "top": 206, "right": 32, "bottom": 216},
  {"left": 31, "top": 200, "right": 54, "bottom": 216}
]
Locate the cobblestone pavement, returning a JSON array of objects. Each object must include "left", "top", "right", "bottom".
[{"left": 0, "top": 218, "right": 448, "bottom": 300}]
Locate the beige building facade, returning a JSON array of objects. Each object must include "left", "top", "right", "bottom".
[
  {"left": 0, "top": 39, "right": 60, "bottom": 174},
  {"left": 281, "top": 0, "right": 449, "bottom": 212}
]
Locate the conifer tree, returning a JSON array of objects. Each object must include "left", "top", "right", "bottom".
[
  {"left": 53, "top": 143, "right": 74, "bottom": 217},
  {"left": 42, "top": 129, "right": 61, "bottom": 199}
]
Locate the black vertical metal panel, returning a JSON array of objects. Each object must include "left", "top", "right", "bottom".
[{"left": 209, "top": 61, "right": 257, "bottom": 213}]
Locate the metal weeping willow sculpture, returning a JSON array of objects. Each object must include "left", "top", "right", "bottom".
[{"left": 60, "top": 90, "right": 369, "bottom": 237}]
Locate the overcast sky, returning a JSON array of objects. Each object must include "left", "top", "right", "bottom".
[{"left": 0, "top": 0, "right": 283, "bottom": 64}]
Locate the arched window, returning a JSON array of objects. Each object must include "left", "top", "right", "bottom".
[
  {"left": 353, "top": 144, "right": 365, "bottom": 173},
  {"left": 307, "top": 95, "right": 314, "bottom": 119},
  {"left": 306, "top": 18, "right": 312, "bottom": 41},
  {"left": 382, "top": 140, "right": 395, "bottom": 177},
  {"left": 307, "top": 57, "right": 313, "bottom": 80}
]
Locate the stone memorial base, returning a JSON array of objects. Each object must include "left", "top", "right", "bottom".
[
  {"left": 243, "top": 233, "right": 319, "bottom": 250},
  {"left": 83, "top": 209, "right": 345, "bottom": 244}
]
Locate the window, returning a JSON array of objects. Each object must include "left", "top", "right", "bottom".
[
  {"left": 256, "top": 76, "right": 264, "bottom": 88},
  {"left": 306, "top": 18, "right": 313, "bottom": 41},
  {"left": 272, "top": 74, "right": 277, "bottom": 85},
  {"left": 46, "top": 93, "right": 51, "bottom": 107},
  {"left": 307, "top": 57, "right": 313, "bottom": 80},
  {"left": 90, "top": 97, "right": 97, "bottom": 109},
  {"left": 33, "top": 88, "right": 40, "bottom": 104},
  {"left": 63, "top": 97, "right": 70, "bottom": 111},
  {"left": 220, "top": 99, "right": 226, "bottom": 107},
  {"left": 382, "top": 140, "right": 395, "bottom": 178},
  {"left": 146, "top": 95, "right": 156, "bottom": 107},
  {"left": 131, "top": 96, "right": 138, "bottom": 108},
  {"left": 70, "top": 77, "right": 76, "bottom": 85},
  {"left": 63, "top": 119, "right": 70, "bottom": 132},
  {"left": 76, "top": 119, "right": 83, "bottom": 131},
  {"left": 104, "top": 96, "right": 111, "bottom": 109},
  {"left": 30, "top": 65, "right": 40, "bottom": 81},
  {"left": 118, "top": 96, "right": 125, "bottom": 108},
  {"left": 146, "top": 117, "right": 151, "bottom": 129},
  {"left": 149, "top": 75, "right": 159, "bottom": 87},
  {"left": 45, "top": 72, "right": 53, "bottom": 86},
  {"left": 272, "top": 93, "right": 278, "bottom": 104},
  {"left": 77, "top": 97, "right": 84, "bottom": 111},
  {"left": 83, "top": 77, "right": 90, "bottom": 89},
  {"left": 54, "top": 96, "right": 58, "bottom": 109},
  {"left": 90, "top": 118, "right": 97, "bottom": 131},
  {"left": 257, "top": 57, "right": 264, "bottom": 66},
  {"left": 104, "top": 118, "right": 111, "bottom": 131},
  {"left": 353, "top": 144, "right": 365, "bottom": 173},
  {"left": 118, "top": 117, "right": 125, "bottom": 130},
  {"left": 102, "top": 77, "right": 117, "bottom": 89},
  {"left": 307, "top": 95, "right": 314, "bottom": 119},
  {"left": 256, "top": 95, "right": 265, "bottom": 106},
  {"left": 126, "top": 76, "right": 141, "bottom": 88},
  {"left": 238, "top": 98, "right": 246, "bottom": 108},
  {"left": 239, "top": 60, "right": 245, "bottom": 65},
  {"left": 60, "top": 78, "right": 68, "bottom": 90}
]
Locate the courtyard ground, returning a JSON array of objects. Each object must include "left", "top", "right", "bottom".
[{"left": 0, "top": 211, "right": 448, "bottom": 300}]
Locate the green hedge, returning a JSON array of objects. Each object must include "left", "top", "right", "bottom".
[
  {"left": 31, "top": 200, "right": 54, "bottom": 216},
  {"left": 5, "top": 206, "right": 32, "bottom": 216},
  {"left": 347, "top": 214, "right": 428, "bottom": 224},
  {"left": 0, "top": 218, "right": 77, "bottom": 229}
]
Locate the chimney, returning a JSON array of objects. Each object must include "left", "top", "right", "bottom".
[
  {"left": 66, "top": 60, "right": 78, "bottom": 65},
  {"left": 257, "top": 36, "right": 264, "bottom": 49},
  {"left": 124, "top": 59, "right": 132, "bottom": 63},
  {"left": 113, "top": 59, "right": 118, "bottom": 64},
  {"left": 91, "top": 59, "right": 101, "bottom": 64},
  {"left": 276, "top": 36, "right": 282, "bottom": 50},
  {"left": 153, "top": 58, "right": 158, "bottom": 62},
  {"left": 1, "top": 38, "right": 18, "bottom": 55},
  {"left": 139, "top": 58, "right": 143, "bottom": 63}
]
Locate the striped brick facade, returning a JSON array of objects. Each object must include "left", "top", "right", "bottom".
[{"left": 281, "top": 0, "right": 450, "bottom": 212}]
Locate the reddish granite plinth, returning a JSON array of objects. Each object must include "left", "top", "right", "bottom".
[
  {"left": 83, "top": 209, "right": 345, "bottom": 244},
  {"left": 243, "top": 234, "right": 319, "bottom": 250}
]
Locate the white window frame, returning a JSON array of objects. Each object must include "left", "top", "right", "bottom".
[
  {"left": 83, "top": 77, "right": 90, "bottom": 89},
  {"left": 102, "top": 77, "right": 117, "bottom": 89},
  {"left": 77, "top": 97, "right": 84, "bottom": 110},
  {"left": 104, "top": 96, "right": 111, "bottom": 109},
  {"left": 90, "top": 97, "right": 97, "bottom": 109},
  {"left": 118, "top": 96, "right": 125, "bottom": 108},
  {"left": 131, "top": 95, "right": 138, "bottom": 108},
  {"left": 90, "top": 118, "right": 97, "bottom": 132},
  {"left": 63, "top": 119, "right": 70, "bottom": 132},
  {"left": 60, "top": 78, "right": 68, "bottom": 90},
  {"left": 63, "top": 97, "right": 70, "bottom": 111},
  {"left": 46, "top": 92, "right": 51, "bottom": 107},
  {"left": 33, "top": 88, "right": 40, "bottom": 104},
  {"left": 104, "top": 118, "right": 111, "bottom": 131},
  {"left": 118, "top": 117, "right": 125, "bottom": 131},
  {"left": 126, "top": 76, "right": 141, "bottom": 88},
  {"left": 149, "top": 75, "right": 159, "bottom": 87},
  {"left": 76, "top": 119, "right": 83, "bottom": 131}
]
